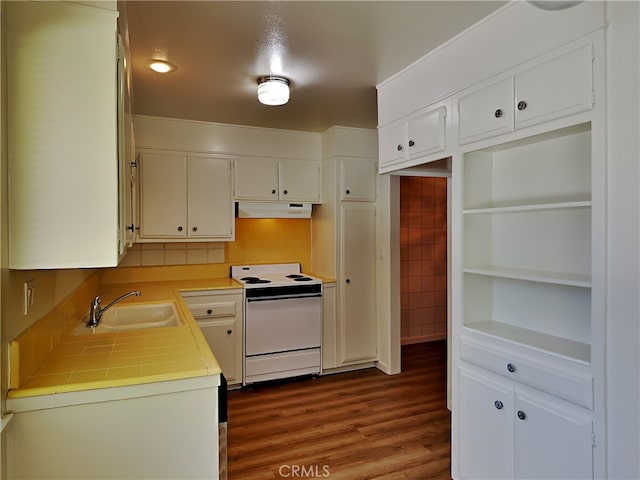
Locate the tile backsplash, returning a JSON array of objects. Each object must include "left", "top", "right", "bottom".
[{"left": 119, "top": 242, "right": 226, "bottom": 267}]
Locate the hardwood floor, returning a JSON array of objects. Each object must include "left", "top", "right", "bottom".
[{"left": 227, "top": 341, "right": 451, "bottom": 480}]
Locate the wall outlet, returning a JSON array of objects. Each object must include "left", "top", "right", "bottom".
[{"left": 23, "top": 280, "right": 35, "bottom": 315}]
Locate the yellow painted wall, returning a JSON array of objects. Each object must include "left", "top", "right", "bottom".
[{"left": 100, "top": 218, "right": 312, "bottom": 284}]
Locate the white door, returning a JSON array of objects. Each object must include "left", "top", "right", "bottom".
[
  {"left": 378, "top": 121, "right": 407, "bottom": 169},
  {"left": 458, "top": 77, "right": 514, "bottom": 145},
  {"left": 458, "top": 366, "right": 514, "bottom": 480},
  {"left": 407, "top": 106, "right": 447, "bottom": 159},
  {"left": 198, "top": 319, "right": 239, "bottom": 384},
  {"left": 233, "top": 158, "right": 279, "bottom": 200},
  {"left": 341, "top": 158, "right": 376, "bottom": 202},
  {"left": 139, "top": 153, "right": 187, "bottom": 238},
  {"left": 514, "top": 391, "right": 593, "bottom": 479},
  {"left": 339, "top": 204, "right": 377, "bottom": 364},
  {"left": 278, "top": 160, "right": 320, "bottom": 202},
  {"left": 515, "top": 44, "right": 593, "bottom": 130},
  {"left": 188, "top": 156, "right": 233, "bottom": 239}
]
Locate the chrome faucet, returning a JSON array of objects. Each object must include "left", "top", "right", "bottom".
[{"left": 86, "top": 291, "right": 141, "bottom": 328}]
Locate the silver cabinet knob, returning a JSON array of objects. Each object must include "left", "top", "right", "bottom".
[
  {"left": 408, "top": 140, "right": 415, "bottom": 147},
  {"left": 226, "top": 329, "right": 232, "bottom": 335},
  {"left": 177, "top": 226, "right": 183, "bottom": 232},
  {"left": 494, "top": 400, "right": 504, "bottom": 410},
  {"left": 517, "top": 100, "right": 527, "bottom": 111},
  {"left": 206, "top": 309, "right": 212, "bottom": 315},
  {"left": 506, "top": 363, "right": 516, "bottom": 373},
  {"left": 397, "top": 144, "right": 403, "bottom": 152},
  {"left": 271, "top": 189, "right": 277, "bottom": 194},
  {"left": 192, "top": 226, "right": 198, "bottom": 232},
  {"left": 517, "top": 410, "right": 527, "bottom": 420},
  {"left": 495, "top": 108, "right": 503, "bottom": 118}
]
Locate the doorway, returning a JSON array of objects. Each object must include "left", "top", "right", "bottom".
[{"left": 399, "top": 176, "right": 448, "bottom": 345}]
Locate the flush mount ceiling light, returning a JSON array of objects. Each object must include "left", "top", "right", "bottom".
[
  {"left": 147, "top": 47, "right": 177, "bottom": 74},
  {"left": 257, "top": 76, "right": 290, "bottom": 106}
]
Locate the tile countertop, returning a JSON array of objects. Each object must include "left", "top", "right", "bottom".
[{"left": 7, "top": 278, "right": 242, "bottom": 399}]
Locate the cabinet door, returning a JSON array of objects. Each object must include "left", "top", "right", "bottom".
[
  {"left": 139, "top": 153, "right": 187, "bottom": 238},
  {"left": 407, "top": 106, "right": 447, "bottom": 159},
  {"left": 514, "top": 392, "right": 593, "bottom": 480},
  {"left": 458, "top": 366, "right": 514, "bottom": 480},
  {"left": 233, "top": 159, "right": 279, "bottom": 201},
  {"left": 188, "top": 157, "right": 234, "bottom": 239},
  {"left": 515, "top": 45, "right": 593, "bottom": 130},
  {"left": 458, "top": 77, "right": 514, "bottom": 145},
  {"left": 341, "top": 158, "right": 376, "bottom": 202},
  {"left": 279, "top": 161, "right": 321, "bottom": 202},
  {"left": 339, "top": 204, "right": 377, "bottom": 364},
  {"left": 198, "top": 319, "right": 240, "bottom": 385},
  {"left": 378, "top": 122, "right": 407, "bottom": 170}
]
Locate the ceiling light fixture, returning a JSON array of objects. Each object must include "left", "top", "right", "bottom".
[
  {"left": 257, "top": 76, "right": 290, "bottom": 106},
  {"left": 147, "top": 47, "right": 177, "bottom": 74},
  {"left": 148, "top": 60, "right": 177, "bottom": 73}
]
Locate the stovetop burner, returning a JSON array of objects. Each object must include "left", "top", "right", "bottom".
[
  {"left": 293, "top": 277, "right": 313, "bottom": 282},
  {"left": 286, "top": 274, "right": 304, "bottom": 279},
  {"left": 241, "top": 276, "right": 271, "bottom": 284}
]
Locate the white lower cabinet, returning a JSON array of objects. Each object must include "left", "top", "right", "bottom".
[
  {"left": 8, "top": 377, "right": 219, "bottom": 480},
  {"left": 181, "top": 290, "right": 243, "bottom": 385},
  {"left": 458, "top": 364, "right": 594, "bottom": 480}
]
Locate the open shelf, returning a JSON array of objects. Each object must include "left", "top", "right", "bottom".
[
  {"left": 463, "top": 198, "right": 591, "bottom": 215},
  {"left": 463, "top": 266, "right": 591, "bottom": 288},
  {"left": 463, "top": 321, "right": 590, "bottom": 364}
]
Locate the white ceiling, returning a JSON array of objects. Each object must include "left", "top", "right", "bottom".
[{"left": 124, "top": 1, "right": 506, "bottom": 133}]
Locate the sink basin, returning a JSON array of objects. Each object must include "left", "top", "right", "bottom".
[{"left": 74, "top": 302, "right": 181, "bottom": 335}]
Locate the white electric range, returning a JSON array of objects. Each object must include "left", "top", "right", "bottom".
[{"left": 231, "top": 263, "right": 323, "bottom": 385}]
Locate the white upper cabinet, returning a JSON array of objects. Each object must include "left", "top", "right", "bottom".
[
  {"left": 379, "top": 105, "right": 447, "bottom": 173},
  {"left": 340, "top": 158, "right": 376, "bottom": 202},
  {"left": 459, "top": 44, "right": 594, "bottom": 145},
  {"left": 234, "top": 159, "right": 321, "bottom": 203},
  {"left": 138, "top": 153, "right": 234, "bottom": 241},
  {"left": 458, "top": 78, "right": 515, "bottom": 145},
  {"left": 7, "top": 1, "right": 127, "bottom": 268},
  {"left": 514, "top": 44, "right": 594, "bottom": 129}
]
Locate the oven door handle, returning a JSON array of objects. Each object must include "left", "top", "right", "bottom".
[{"left": 247, "top": 294, "right": 323, "bottom": 302}]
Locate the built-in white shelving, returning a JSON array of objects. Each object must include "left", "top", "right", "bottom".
[{"left": 462, "top": 123, "right": 593, "bottom": 362}]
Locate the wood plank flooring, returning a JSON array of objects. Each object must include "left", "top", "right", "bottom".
[{"left": 227, "top": 341, "right": 451, "bottom": 480}]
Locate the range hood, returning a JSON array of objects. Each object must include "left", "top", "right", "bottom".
[{"left": 236, "top": 202, "right": 312, "bottom": 219}]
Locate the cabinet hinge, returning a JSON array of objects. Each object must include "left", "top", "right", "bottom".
[
  {"left": 591, "top": 432, "right": 596, "bottom": 446},
  {"left": 592, "top": 91, "right": 596, "bottom": 107},
  {"left": 591, "top": 44, "right": 596, "bottom": 61}
]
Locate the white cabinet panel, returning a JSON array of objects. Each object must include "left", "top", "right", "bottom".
[
  {"left": 340, "top": 158, "right": 377, "bottom": 202},
  {"left": 339, "top": 204, "right": 377, "bottom": 364},
  {"left": 182, "top": 291, "right": 243, "bottom": 385},
  {"left": 138, "top": 153, "right": 234, "bottom": 241},
  {"left": 458, "top": 44, "right": 594, "bottom": 146},
  {"left": 139, "top": 153, "right": 188, "bottom": 238},
  {"left": 459, "top": 366, "right": 514, "bottom": 480},
  {"left": 7, "top": 1, "right": 123, "bottom": 268},
  {"left": 515, "top": 45, "right": 593, "bottom": 129},
  {"left": 379, "top": 105, "right": 447, "bottom": 172},
  {"left": 514, "top": 392, "right": 593, "bottom": 480},
  {"left": 458, "top": 77, "right": 514, "bottom": 145},
  {"left": 234, "top": 158, "right": 320, "bottom": 202},
  {"left": 188, "top": 156, "right": 234, "bottom": 238},
  {"left": 458, "top": 364, "right": 594, "bottom": 480},
  {"left": 233, "top": 159, "right": 279, "bottom": 201},
  {"left": 279, "top": 160, "right": 321, "bottom": 202}
]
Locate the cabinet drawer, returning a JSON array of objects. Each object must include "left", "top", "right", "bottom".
[
  {"left": 460, "top": 334, "right": 593, "bottom": 409},
  {"left": 188, "top": 301, "right": 237, "bottom": 319}
]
